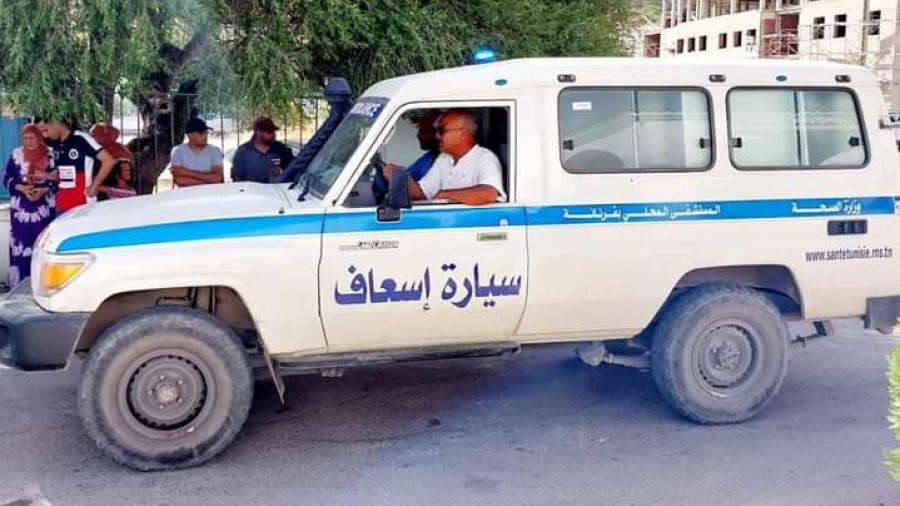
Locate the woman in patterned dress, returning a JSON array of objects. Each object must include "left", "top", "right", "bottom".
[{"left": 3, "top": 124, "right": 57, "bottom": 287}]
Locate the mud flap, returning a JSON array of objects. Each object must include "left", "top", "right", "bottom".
[{"left": 261, "top": 345, "right": 286, "bottom": 405}]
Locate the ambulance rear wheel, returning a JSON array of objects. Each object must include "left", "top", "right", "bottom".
[
  {"left": 650, "top": 283, "right": 789, "bottom": 424},
  {"left": 78, "top": 306, "right": 253, "bottom": 471}
]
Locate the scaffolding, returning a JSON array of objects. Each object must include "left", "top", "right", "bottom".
[{"left": 762, "top": 19, "right": 891, "bottom": 67}]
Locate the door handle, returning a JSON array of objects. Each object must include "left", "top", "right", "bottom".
[
  {"left": 828, "top": 219, "right": 867, "bottom": 236},
  {"left": 477, "top": 232, "right": 507, "bottom": 242}
]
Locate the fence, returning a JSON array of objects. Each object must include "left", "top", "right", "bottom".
[
  {"left": 0, "top": 117, "right": 29, "bottom": 199},
  {"left": 105, "top": 93, "right": 328, "bottom": 192}
]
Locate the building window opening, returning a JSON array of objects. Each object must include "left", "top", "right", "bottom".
[
  {"left": 719, "top": 33, "right": 728, "bottom": 49},
  {"left": 733, "top": 30, "right": 743, "bottom": 47},
  {"left": 868, "top": 10, "right": 881, "bottom": 36},
  {"left": 813, "top": 17, "right": 825, "bottom": 40},
  {"left": 835, "top": 14, "right": 847, "bottom": 38},
  {"left": 699, "top": 36, "right": 707, "bottom": 51}
]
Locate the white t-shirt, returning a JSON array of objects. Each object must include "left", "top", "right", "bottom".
[{"left": 418, "top": 145, "right": 505, "bottom": 201}]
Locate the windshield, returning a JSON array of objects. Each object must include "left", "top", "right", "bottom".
[{"left": 306, "top": 98, "right": 387, "bottom": 198}]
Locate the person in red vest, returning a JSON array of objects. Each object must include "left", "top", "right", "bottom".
[{"left": 43, "top": 119, "right": 116, "bottom": 212}]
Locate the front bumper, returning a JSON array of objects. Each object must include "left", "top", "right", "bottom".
[{"left": 0, "top": 284, "right": 90, "bottom": 371}]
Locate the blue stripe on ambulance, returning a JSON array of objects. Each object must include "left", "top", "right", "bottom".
[
  {"left": 57, "top": 214, "right": 324, "bottom": 252},
  {"left": 56, "top": 196, "right": 897, "bottom": 252}
]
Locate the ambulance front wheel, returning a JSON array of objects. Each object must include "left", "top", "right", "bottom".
[
  {"left": 78, "top": 306, "right": 254, "bottom": 471},
  {"left": 650, "top": 283, "right": 789, "bottom": 424}
]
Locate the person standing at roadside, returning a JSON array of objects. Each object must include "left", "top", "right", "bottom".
[
  {"left": 97, "top": 159, "right": 138, "bottom": 199},
  {"left": 170, "top": 118, "right": 224, "bottom": 187},
  {"left": 231, "top": 117, "right": 294, "bottom": 183},
  {"left": 3, "top": 125, "right": 57, "bottom": 286},
  {"left": 43, "top": 119, "right": 116, "bottom": 212},
  {"left": 90, "top": 123, "right": 134, "bottom": 163}
]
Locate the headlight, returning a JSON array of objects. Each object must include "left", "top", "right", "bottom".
[{"left": 38, "top": 253, "right": 94, "bottom": 296}]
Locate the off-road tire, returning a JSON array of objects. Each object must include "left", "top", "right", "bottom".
[
  {"left": 651, "top": 283, "right": 789, "bottom": 424},
  {"left": 78, "top": 306, "right": 253, "bottom": 471}
]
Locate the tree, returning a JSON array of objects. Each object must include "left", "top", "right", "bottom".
[{"left": 0, "top": 0, "right": 639, "bottom": 191}]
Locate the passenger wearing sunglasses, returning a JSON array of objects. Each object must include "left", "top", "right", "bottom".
[{"left": 385, "top": 109, "right": 504, "bottom": 206}]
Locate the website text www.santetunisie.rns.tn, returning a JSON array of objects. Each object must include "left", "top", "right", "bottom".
[{"left": 805, "top": 245, "right": 894, "bottom": 263}]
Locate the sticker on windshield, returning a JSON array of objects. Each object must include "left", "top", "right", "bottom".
[
  {"left": 572, "top": 101, "right": 593, "bottom": 112},
  {"left": 350, "top": 101, "right": 384, "bottom": 119}
]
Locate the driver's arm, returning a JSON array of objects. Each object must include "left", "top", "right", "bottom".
[
  {"left": 434, "top": 185, "right": 499, "bottom": 206},
  {"left": 408, "top": 176, "right": 427, "bottom": 200}
]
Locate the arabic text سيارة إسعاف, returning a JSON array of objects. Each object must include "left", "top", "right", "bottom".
[{"left": 334, "top": 263, "right": 523, "bottom": 309}]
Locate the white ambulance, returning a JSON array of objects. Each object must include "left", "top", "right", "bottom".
[{"left": 2, "top": 58, "right": 899, "bottom": 471}]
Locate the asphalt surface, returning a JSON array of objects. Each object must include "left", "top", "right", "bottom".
[{"left": 1, "top": 320, "right": 898, "bottom": 506}]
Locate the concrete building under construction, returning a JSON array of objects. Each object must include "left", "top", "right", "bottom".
[{"left": 642, "top": 0, "right": 900, "bottom": 107}]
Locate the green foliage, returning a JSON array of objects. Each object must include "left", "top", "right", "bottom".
[
  {"left": 887, "top": 345, "right": 900, "bottom": 481},
  {"left": 0, "top": 0, "right": 640, "bottom": 122}
]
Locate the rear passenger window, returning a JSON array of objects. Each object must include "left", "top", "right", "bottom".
[
  {"left": 728, "top": 88, "right": 866, "bottom": 169},
  {"left": 559, "top": 88, "right": 713, "bottom": 173}
]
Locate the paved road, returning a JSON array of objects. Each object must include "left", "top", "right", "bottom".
[{"left": 1, "top": 321, "right": 898, "bottom": 505}]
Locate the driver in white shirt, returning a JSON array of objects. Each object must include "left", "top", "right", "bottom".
[{"left": 384, "top": 109, "right": 504, "bottom": 206}]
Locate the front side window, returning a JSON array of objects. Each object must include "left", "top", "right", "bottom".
[
  {"left": 559, "top": 88, "right": 713, "bottom": 173},
  {"left": 728, "top": 88, "right": 866, "bottom": 170},
  {"left": 343, "top": 106, "right": 511, "bottom": 208}
]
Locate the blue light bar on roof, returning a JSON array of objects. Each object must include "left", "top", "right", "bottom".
[{"left": 469, "top": 45, "right": 498, "bottom": 65}]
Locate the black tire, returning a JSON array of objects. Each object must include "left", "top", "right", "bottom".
[
  {"left": 78, "top": 306, "right": 254, "bottom": 471},
  {"left": 650, "top": 283, "right": 789, "bottom": 424}
]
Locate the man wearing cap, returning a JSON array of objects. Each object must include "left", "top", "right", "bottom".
[
  {"left": 170, "top": 118, "right": 224, "bottom": 187},
  {"left": 231, "top": 117, "right": 295, "bottom": 183}
]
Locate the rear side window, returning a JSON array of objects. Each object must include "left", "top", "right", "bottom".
[
  {"left": 559, "top": 88, "right": 713, "bottom": 173},
  {"left": 728, "top": 88, "right": 867, "bottom": 170}
]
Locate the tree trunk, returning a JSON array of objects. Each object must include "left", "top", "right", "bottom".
[
  {"left": 124, "top": 31, "right": 210, "bottom": 194},
  {"left": 126, "top": 79, "right": 199, "bottom": 194},
  {"left": 96, "top": 88, "right": 116, "bottom": 122}
]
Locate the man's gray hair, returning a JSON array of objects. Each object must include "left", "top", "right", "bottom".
[{"left": 445, "top": 109, "right": 478, "bottom": 136}]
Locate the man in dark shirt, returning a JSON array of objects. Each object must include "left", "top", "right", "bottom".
[
  {"left": 231, "top": 117, "right": 295, "bottom": 183},
  {"left": 43, "top": 119, "right": 115, "bottom": 212}
]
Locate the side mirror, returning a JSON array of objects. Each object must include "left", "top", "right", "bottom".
[
  {"left": 376, "top": 167, "right": 410, "bottom": 223},
  {"left": 387, "top": 167, "right": 411, "bottom": 210}
]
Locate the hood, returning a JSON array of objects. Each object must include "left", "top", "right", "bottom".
[{"left": 45, "top": 183, "right": 300, "bottom": 253}]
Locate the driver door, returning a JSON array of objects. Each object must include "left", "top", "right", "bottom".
[{"left": 318, "top": 102, "right": 526, "bottom": 353}]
